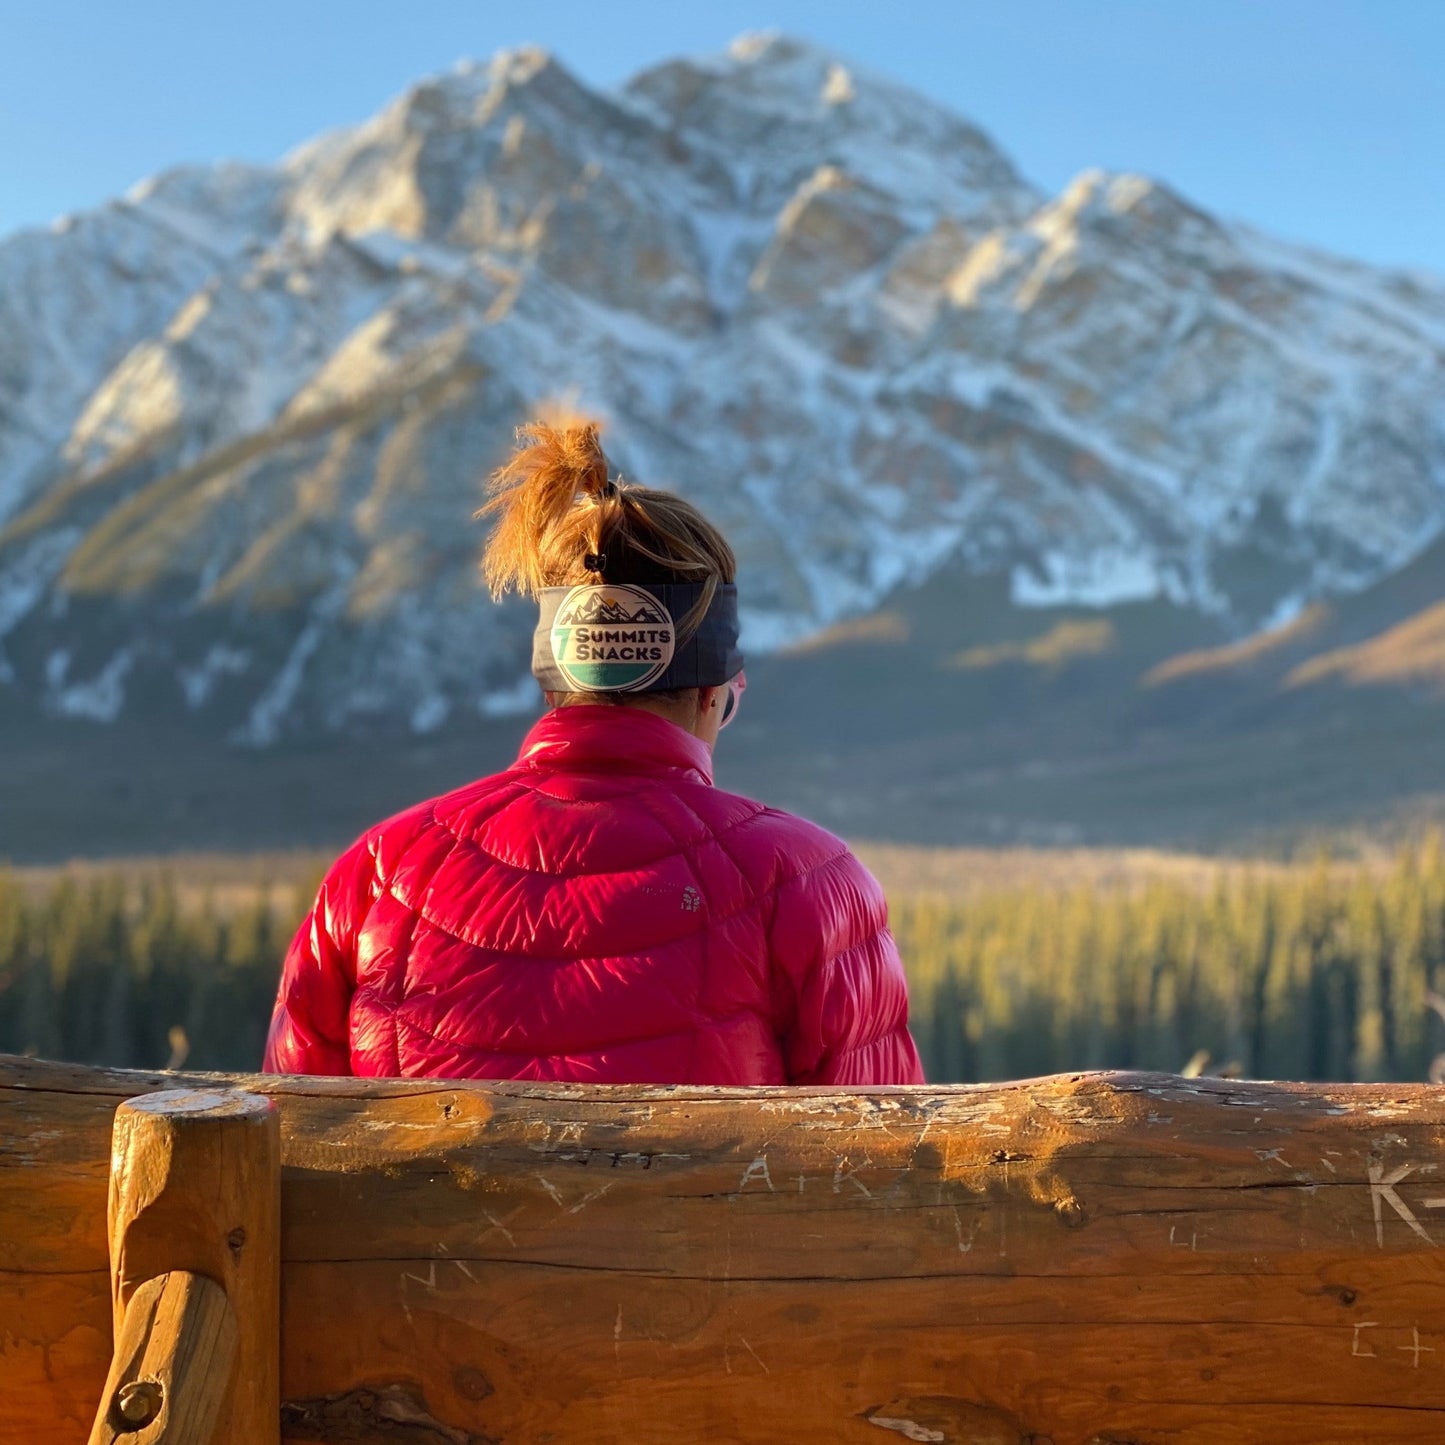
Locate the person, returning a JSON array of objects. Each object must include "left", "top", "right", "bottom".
[{"left": 263, "top": 420, "right": 923, "bottom": 1085}]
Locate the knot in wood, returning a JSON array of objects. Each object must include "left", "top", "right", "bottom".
[
  {"left": 989, "top": 1149, "right": 1029, "bottom": 1165},
  {"left": 116, "top": 1378, "right": 164, "bottom": 1427},
  {"left": 454, "top": 1365, "right": 494, "bottom": 1401},
  {"left": 1053, "top": 1195, "right": 1087, "bottom": 1228}
]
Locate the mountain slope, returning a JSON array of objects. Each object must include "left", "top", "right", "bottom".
[{"left": 0, "top": 33, "right": 1442, "bottom": 854}]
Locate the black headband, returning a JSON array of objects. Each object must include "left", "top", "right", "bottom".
[{"left": 533, "top": 582, "right": 743, "bottom": 694}]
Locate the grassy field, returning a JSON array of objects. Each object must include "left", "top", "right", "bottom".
[
  {"left": 7, "top": 838, "right": 1400, "bottom": 904},
  {"left": 4, "top": 837, "right": 1443, "bottom": 1084}
]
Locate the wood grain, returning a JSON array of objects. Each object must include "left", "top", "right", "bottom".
[
  {"left": 102, "top": 1088, "right": 279, "bottom": 1445},
  {"left": 86, "top": 1270, "right": 236, "bottom": 1445},
  {"left": 4, "top": 1056, "right": 1445, "bottom": 1444}
]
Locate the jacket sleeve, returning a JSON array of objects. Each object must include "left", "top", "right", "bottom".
[
  {"left": 263, "top": 834, "right": 378, "bottom": 1075},
  {"left": 769, "top": 842, "right": 925, "bottom": 1086}
]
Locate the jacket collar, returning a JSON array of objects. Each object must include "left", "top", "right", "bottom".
[{"left": 516, "top": 705, "right": 714, "bottom": 786}]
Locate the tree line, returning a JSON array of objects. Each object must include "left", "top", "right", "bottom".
[
  {"left": 0, "top": 873, "right": 295, "bottom": 1073},
  {"left": 2, "top": 838, "right": 1444, "bottom": 1082},
  {"left": 898, "top": 837, "right": 1445, "bottom": 1083}
]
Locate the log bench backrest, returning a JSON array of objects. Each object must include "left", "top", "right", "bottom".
[{"left": 4, "top": 1056, "right": 1445, "bottom": 1444}]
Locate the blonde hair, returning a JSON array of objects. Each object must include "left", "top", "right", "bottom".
[{"left": 480, "top": 420, "right": 736, "bottom": 649}]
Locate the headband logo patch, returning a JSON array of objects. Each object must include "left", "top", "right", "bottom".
[{"left": 550, "top": 584, "right": 675, "bottom": 692}]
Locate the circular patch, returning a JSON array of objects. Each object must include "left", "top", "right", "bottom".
[{"left": 549, "top": 584, "right": 676, "bottom": 692}]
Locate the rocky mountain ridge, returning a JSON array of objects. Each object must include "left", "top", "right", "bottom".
[{"left": 1, "top": 32, "right": 1443, "bottom": 751}]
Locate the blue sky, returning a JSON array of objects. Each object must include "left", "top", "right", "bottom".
[{"left": 2, "top": 1, "right": 1441, "bottom": 274}]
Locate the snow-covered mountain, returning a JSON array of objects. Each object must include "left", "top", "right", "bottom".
[{"left": 2, "top": 32, "right": 1444, "bottom": 744}]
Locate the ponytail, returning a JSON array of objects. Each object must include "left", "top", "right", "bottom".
[{"left": 479, "top": 419, "right": 736, "bottom": 644}]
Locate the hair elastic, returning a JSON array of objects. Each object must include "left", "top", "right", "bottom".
[{"left": 584, "top": 552, "right": 607, "bottom": 572}]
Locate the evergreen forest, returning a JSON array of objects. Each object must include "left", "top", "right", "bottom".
[{"left": 3, "top": 838, "right": 1444, "bottom": 1083}]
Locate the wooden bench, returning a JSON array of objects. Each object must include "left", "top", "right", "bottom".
[{"left": 4, "top": 1054, "right": 1445, "bottom": 1444}]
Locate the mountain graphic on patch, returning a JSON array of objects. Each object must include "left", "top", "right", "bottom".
[
  {"left": 550, "top": 584, "right": 676, "bottom": 693},
  {"left": 556, "top": 592, "right": 669, "bottom": 628}
]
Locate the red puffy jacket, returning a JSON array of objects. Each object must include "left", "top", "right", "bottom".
[{"left": 264, "top": 705, "right": 923, "bottom": 1085}]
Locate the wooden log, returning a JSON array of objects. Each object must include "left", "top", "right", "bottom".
[
  {"left": 86, "top": 1271, "right": 237, "bottom": 1444},
  {"left": 5, "top": 1056, "right": 1445, "bottom": 1444},
  {"left": 96, "top": 1087, "right": 280, "bottom": 1445}
]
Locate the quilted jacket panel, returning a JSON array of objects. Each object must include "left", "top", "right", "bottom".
[{"left": 264, "top": 706, "right": 923, "bottom": 1085}]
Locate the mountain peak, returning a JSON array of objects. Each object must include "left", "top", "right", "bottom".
[
  {"left": 379, "top": 43, "right": 591, "bottom": 133},
  {"left": 626, "top": 34, "right": 1035, "bottom": 224},
  {"left": 725, "top": 30, "right": 842, "bottom": 69},
  {"left": 2, "top": 37, "right": 1444, "bottom": 758},
  {"left": 722, "top": 33, "right": 860, "bottom": 108},
  {"left": 635, "top": 30, "right": 946, "bottom": 120},
  {"left": 1020, "top": 170, "right": 1229, "bottom": 265}
]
